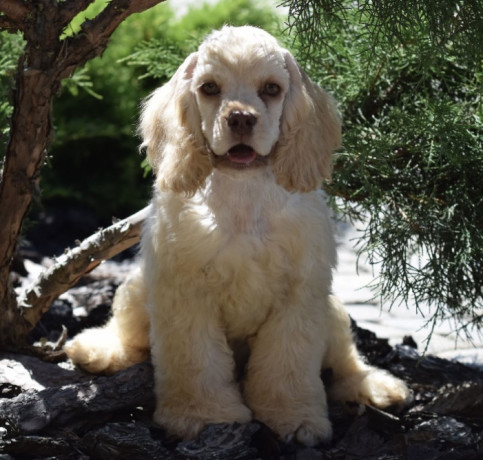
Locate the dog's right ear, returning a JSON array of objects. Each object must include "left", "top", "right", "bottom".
[
  {"left": 139, "top": 52, "right": 212, "bottom": 195},
  {"left": 273, "top": 51, "right": 341, "bottom": 192}
]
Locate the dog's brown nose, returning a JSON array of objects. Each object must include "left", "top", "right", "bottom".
[{"left": 227, "top": 110, "right": 257, "bottom": 135}]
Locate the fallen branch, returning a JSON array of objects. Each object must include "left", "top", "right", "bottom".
[
  {"left": 0, "top": 361, "right": 154, "bottom": 435},
  {"left": 19, "top": 205, "right": 151, "bottom": 331}
]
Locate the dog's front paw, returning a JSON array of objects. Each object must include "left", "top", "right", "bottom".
[
  {"left": 154, "top": 399, "right": 252, "bottom": 440},
  {"left": 245, "top": 376, "right": 332, "bottom": 446},
  {"left": 249, "top": 406, "right": 333, "bottom": 447},
  {"left": 279, "top": 414, "right": 333, "bottom": 447}
]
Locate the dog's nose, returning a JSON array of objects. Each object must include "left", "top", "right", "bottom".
[{"left": 227, "top": 110, "right": 257, "bottom": 135}]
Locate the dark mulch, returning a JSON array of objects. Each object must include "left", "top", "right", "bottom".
[{"left": 1, "top": 209, "right": 482, "bottom": 459}]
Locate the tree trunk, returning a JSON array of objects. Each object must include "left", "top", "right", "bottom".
[
  {"left": 0, "top": 0, "right": 166, "bottom": 349},
  {"left": 0, "top": 45, "right": 60, "bottom": 347}
]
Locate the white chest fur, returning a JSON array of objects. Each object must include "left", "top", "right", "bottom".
[
  {"left": 202, "top": 169, "right": 288, "bottom": 236},
  {"left": 144, "top": 169, "right": 336, "bottom": 338}
]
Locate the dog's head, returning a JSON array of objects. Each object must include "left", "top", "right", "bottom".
[{"left": 140, "top": 26, "right": 341, "bottom": 194}]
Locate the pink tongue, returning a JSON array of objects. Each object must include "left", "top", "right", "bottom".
[{"left": 227, "top": 145, "right": 256, "bottom": 164}]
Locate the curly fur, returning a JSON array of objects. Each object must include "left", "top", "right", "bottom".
[{"left": 65, "top": 26, "right": 410, "bottom": 446}]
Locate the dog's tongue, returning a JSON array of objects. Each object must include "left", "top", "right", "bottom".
[{"left": 227, "top": 145, "right": 257, "bottom": 164}]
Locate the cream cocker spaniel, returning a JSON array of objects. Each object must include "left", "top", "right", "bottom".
[{"left": 65, "top": 26, "right": 410, "bottom": 446}]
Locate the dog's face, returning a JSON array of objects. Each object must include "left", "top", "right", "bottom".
[
  {"left": 192, "top": 29, "right": 289, "bottom": 170},
  {"left": 140, "top": 26, "right": 341, "bottom": 194}
]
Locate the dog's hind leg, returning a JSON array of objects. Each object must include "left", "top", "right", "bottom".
[
  {"left": 323, "top": 296, "right": 412, "bottom": 409},
  {"left": 65, "top": 268, "right": 150, "bottom": 374}
]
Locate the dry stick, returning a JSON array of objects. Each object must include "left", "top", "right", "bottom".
[{"left": 19, "top": 205, "right": 151, "bottom": 330}]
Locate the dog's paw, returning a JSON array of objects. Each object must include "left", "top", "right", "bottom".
[
  {"left": 266, "top": 413, "right": 333, "bottom": 447},
  {"left": 65, "top": 327, "right": 145, "bottom": 374},
  {"left": 64, "top": 330, "right": 112, "bottom": 374},
  {"left": 330, "top": 368, "right": 412, "bottom": 410},
  {"left": 155, "top": 400, "right": 252, "bottom": 440},
  {"left": 360, "top": 369, "right": 413, "bottom": 409},
  {"left": 290, "top": 417, "right": 333, "bottom": 447}
]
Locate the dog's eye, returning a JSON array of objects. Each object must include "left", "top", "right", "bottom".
[
  {"left": 261, "top": 83, "right": 281, "bottom": 97},
  {"left": 200, "top": 82, "right": 221, "bottom": 96}
]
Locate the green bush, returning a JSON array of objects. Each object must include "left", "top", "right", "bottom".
[
  {"left": 123, "top": 0, "right": 283, "bottom": 84},
  {"left": 286, "top": 0, "right": 483, "bottom": 340}
]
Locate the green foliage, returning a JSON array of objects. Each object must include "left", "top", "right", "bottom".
[
  {"left": 48, "top": 2, "right": 176, "bottom": 218},
  {"left": 171, "top": 0, "right": 281, "bottom": 41},
  {"left": 287, "top": 0, "right": 483, "bottom": 338},
  {"left": 283, "top": 0, "right": 483, "bottom": 62},
  {"left": 123, "top": 0, "right": 283, "bottom": 84},
  {"left": 0, "top": 32, "right": 24, "bottom": 163},
  {"left": 120, "top": 37, "right": 187, "bottom": 83}
]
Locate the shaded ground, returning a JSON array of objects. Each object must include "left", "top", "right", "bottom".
[
  {"left": 1, "top": 263, "right": 482, "bottom": 459},
  {"left": 1, "top": 209, "right": 482, "bottom": 459}
]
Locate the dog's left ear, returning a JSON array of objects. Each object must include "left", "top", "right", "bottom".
[
  {"left": 273, "top": 52, "right": 341, "bottom": 192},
  {"left": 139, "top": 52, "right": 212, "bottom": 196}
]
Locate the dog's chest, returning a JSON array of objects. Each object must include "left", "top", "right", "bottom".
[
  {"left": 203, "top": 172, "right": 279, "bottom": 236},
  {"left": 191, "top": 183, "right": 308, "bottom": 337},
  {"left": 151, "top": 175, "right": 333, "bottom": 338},
  {"left": 201, "top": 227, "right": 295, "bottom": 338}
]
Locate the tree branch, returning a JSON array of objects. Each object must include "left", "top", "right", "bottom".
[
  {"left": 0, "top": 0, "right": 29, "bottom": 23},
  {"left": 0, "top": 0, "right": 164, "bottom": 348},
  {"left": 19, "top": 205, "right": 151, "bottom": 330},
  {"left": 57, "top": 0, "right": 166, "bottom": 78},
  {"left": 57, "top": 0, "right": 96, "bottom": 27},
  {"left": 0, "top": 361, "right": 154, "bottom": 434}
]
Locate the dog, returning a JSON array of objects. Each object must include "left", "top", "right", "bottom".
[{"left": 65, "top": 25, "right": 410, "bottom": 446}]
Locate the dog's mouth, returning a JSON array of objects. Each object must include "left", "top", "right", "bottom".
[
  {"left": 210, "top": 143, "right": 269, "bottom": 170},
  {"left": 226, "top": 144, "right": 258, "bottom": 165}
]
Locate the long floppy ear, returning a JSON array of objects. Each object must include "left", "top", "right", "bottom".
[
  {"left": 273, "top": 52, "right": 341, "bottom": 192},
  {"left": 139, "top": 52, "right": 212, "bottom": 195}
]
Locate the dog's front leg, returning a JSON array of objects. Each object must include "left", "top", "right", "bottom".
[
  {"left": 148, "top": 302, "right": 252, "bottom": 440},
  {"left": 244, "top": 300, "right": 332, "bottom": 447}
]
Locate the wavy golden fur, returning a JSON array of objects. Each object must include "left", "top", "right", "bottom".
[{"left": 65, "top": 26, "right": 410, "bottom": 447}]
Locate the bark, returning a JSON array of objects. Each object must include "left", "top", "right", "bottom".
[
  {"left": 0, "top": 0, "right": 29, "bottom": 30},
  {"left": 19, "top": 205, "right": 150, "bottom": 329},
  {"left": 0, "top": 0, "right": 165, "bottom": 348}
]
